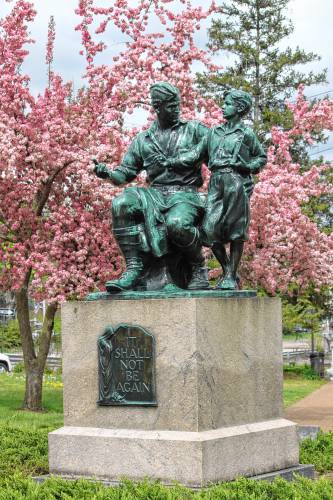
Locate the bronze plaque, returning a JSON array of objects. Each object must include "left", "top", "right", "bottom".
[{"left": 97, "top": 324, "right": 157, "bottom": 406}]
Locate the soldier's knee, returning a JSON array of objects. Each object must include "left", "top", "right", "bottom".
[
  {"left": 166, "top": 215, "right": 191, "bottom": 240},
  {"left": 112, "top": 194, "right": 132, "bottom": 218}
]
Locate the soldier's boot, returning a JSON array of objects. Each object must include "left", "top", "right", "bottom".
[
  {"left": 187, "top": 263, "right": 210, "bottom": 290},
  {"left": 106, "top": 255, "right": 144, "bottom": 292},
  {"left": 105, "top": 226, "right": 145, "bottom": 293},
  {"left": 182, "top": 229, "right": 209, "bottom": 290}
]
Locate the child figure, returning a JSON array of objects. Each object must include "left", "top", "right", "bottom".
[{"left": 202, "top": 89, "right": 267, "bottom": 290}]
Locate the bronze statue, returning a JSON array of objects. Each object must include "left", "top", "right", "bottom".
[
  {"left": 202, "top": 89, "right": 267, "bottom": 290},
  {"left": 94, "top": 82, "right": 209, "bottom": 293}
]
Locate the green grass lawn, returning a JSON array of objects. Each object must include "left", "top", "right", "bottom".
[
  {"left": 0, "top": 373, "right": 63, "bottom": 478},
  {"left": 0, "top": 373, "right": 63, "bottom": 429},
  {"left": 1, "top": 371, "right": 325, "bottom": 428},
  {"left": 1, "top": 372, "right": 333, "bottom": 498},
  {"left": 283, "top": 375, "right": 327, "bottom": 408}
]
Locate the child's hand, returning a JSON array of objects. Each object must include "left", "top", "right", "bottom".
[
  {"left": 231, "top": 159, "right": 251, "bottom": 174},
  {"left": 210, "top": 159, "right": 230, "bottom": 169}
]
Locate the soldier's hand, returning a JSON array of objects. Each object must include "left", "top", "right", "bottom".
[
  {"left": 147, "top": 154, "right": 169, "bottom": 177},
  {"left": 92, "top": 159, "right": 110, "bottom": 180},
  {"left": 154, "top": 154, "right": 170, "bottom": 169}
]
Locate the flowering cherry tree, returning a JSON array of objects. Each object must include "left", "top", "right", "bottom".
[
  {"left": 208, "top": 88, "right": 333, "bottom": 293},
  {"left": 1, "top": 0, "right": 332, "bottom": 411},
  {"left": 0, "top": 0, "right": 219, "bottom": 410},
  {"left": 242, "top": 88, "right": 333, "bottom": 293}
]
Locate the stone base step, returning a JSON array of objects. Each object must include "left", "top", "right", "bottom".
[{"left": 49, "top": 418, "right": 299, "bottom": 487}]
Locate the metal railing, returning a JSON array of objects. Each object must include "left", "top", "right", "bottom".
[{"left": 5, "top": 353, "right": 62, "bottom": 370}]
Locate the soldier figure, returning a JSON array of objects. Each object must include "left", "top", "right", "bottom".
[{"left": 94, "top": 82, "right": 209, "bottom": 293}]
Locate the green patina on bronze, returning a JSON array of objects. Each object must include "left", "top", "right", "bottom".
[
  {"left": 94, "top": 81, "right": 209, "bottom": 294},
  {"left": 87, "top": 289, "right": 257, "bottom": 301},
  {"left": 202, "top": 90, "right": 267, "bottom": 291},
  {"left": 173, "top": 90, "right": 267, "bottom": 291},
  {"left": 93, "top": 84, "right": 266, "bottom": 294},
  {"left": 98, "top": 324, "right": 157, "bottom": 406}
]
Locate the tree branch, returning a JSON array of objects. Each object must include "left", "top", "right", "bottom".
[
  {"left": 34, "top": 160, "right": 75, "bottom": 216},
  {"left": 37, "top": 301, "right": 58, "bottom": 372}
]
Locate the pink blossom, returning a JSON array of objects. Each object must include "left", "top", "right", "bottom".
[
  {"left": 0, "top": 0, "right": 219, "bottom": 303},
  {"left": 242, "top": 88, "right": 333, "bottom": 293},
  {"left": 0, "top": 1, "right": 331, "bottom": 303}
]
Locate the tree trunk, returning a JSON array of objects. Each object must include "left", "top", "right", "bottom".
[
  {"left": 15, "top": 272, "right": 58, "bottom": 411},
  {"left": 24, "top": 362, "right": 44, "bottom": 411}
]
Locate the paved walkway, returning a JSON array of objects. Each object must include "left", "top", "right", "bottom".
[{"left": 284, "top": 381, "right": 333, "bottom": 432}]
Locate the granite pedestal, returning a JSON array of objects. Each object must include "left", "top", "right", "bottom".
[{"left": 49, "top": 295, "right": 300, "bottom": 487}]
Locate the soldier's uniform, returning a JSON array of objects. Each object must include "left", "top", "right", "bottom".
[{"left": 108, "top": 118, "right": 209, "bottom": 291}]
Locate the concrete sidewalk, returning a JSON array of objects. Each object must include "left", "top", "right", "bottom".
[{"left": 284, "top": 381, "right": 333, "bottom": 432}]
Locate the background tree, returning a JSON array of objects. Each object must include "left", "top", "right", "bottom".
[
  {"left": 0, "top": 0, "right": 219, "bottom": 411},
  {"left": 208, "top": 87, "right": 333, "bottom": 300},
  {"left": 1, "top": 0, "right": 332, "bottom": 413},
  {"left": 200, "top": 0, "right": 332, "bottom": 329},
  {"left": 281, "top": 284, "right": 331, "bottom": 339},
  {"left": 242, "top": 88, "right": 333, "bottom": 298},
  {"left": 198, "top": 0, "right": 327, "bottom": 138}
]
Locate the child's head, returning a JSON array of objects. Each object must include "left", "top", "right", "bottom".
[{"left": 223, "top": 89, "right": 252, "bottom": 118}]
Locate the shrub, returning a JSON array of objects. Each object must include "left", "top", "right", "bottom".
[
  {"left": 283, "top": 364, "right": 321, "bottom": 380},
  {"left": 0, "top": 425, "right": 49, "bottom": 478},
  {"left": 300, "top": 431, "right": 333, "bottom": 474},
  {"left": 13, "top": 362, "right": 24, "bottom": 373},
  {"left": 1, "top": 421, "right": 333, "bottom": 498},
  {"left": 0, "top": 320, "right": 21, "bottom": 351},
  {"left": 0, "top": 475, "right": 332, "bottom": 499},
  {"left": 1, "top": 379, "right": 333, "bottom": 498}
]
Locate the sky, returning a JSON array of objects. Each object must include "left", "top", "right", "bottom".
[{"left": 3, "top": 0, "right": 333, "bottom": 160}]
